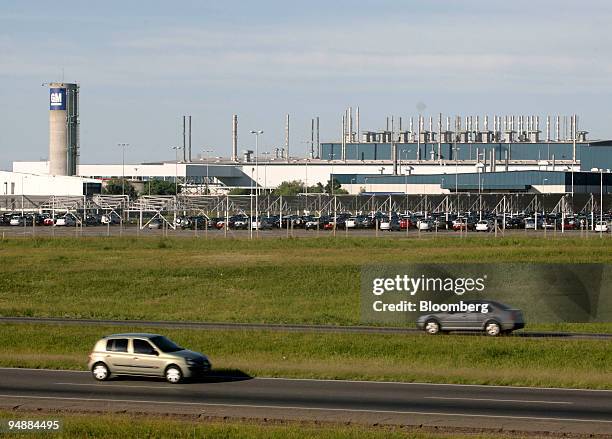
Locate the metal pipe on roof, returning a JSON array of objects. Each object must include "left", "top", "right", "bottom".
[
  {"left": 316, "top": 116, "right": 320, "bottom": 158},
  {"left": 232, "top": 114, "right": 238, "bottom": 162},
  {"left": 188, "top": 115, "right": 192, "bottom": 162},
  {"left": 546, "top": 115, "right": 550, "bottom": 142},
  {"left": 348, "top": 106, "right": 353, "bottom": 142},
  {"left": 356, "top": 107, "right": 360, "bottom": 145},
  {"left": 285, "top": 114, "right": 290, "bottom": 161},
  {"left": 182, "top": 115, "right": 186, "bottom": 162},
  {"left": 556, "top": 115, "right": 560, "bottom": 142}
]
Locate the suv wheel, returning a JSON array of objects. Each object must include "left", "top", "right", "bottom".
[
  {"left": 424, "top": 319, "right": 441, "bottom": 335},
  {"left": 165, "top": 365, "right": 183, "bottom": 384},
  {"left": 92, "top": 362, "right": 110, "bottom": 381},
  {"left": 485, "top": 321, "right": 501, "bottom": 336}
]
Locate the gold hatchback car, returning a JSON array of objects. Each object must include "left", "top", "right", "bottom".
[{"left": 88, "top": 333, "right": 211, "bottom": 383}]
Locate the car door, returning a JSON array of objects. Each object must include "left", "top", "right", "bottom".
[
  {"left": 104, "top": 338, "right": 132, "bottom": 374},
  {"left": 442, "top": 311, "right": 472, "bottom": 329},
  {"left": 131, "top": 339, "right": 165, "bottom": 376}
]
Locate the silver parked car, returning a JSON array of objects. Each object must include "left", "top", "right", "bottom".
[
  {"left": 88, "top": 333, "right": 211, "bottom": 383},
  {"left": 416, "top": 300, "right": 525, "bottom": 336}
]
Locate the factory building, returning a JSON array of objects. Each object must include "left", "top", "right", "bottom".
[{"left": 7, "top": 86, "right": 612, "bottom": 197}]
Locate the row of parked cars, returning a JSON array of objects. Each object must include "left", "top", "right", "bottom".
[
  {"left": 0, "top": 212, "right": 121, "bottom": 227},
  {"left": 182, "top": 212, "right": 612, "bottom": 232}
]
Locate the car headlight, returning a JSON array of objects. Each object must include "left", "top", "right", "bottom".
[{"left": 185, "top": 358, "right": 198, "bottom": 365}]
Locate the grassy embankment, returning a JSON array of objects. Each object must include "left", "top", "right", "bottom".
[
  {"left": 0, "top": 236, "right": 610, "bottom": 333},
  {"left": 0, "top": 237, "right": 610, "bottom": 389},
  {"left": 0, "top": 323, "right": 609, "bottom": 389},
  {"left": 0, "top": 410, "right": 516, "bottom": 439}
]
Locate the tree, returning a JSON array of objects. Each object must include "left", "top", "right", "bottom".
[
  {"left": 103, "top": 178, "right": 138, "bottom": 199},
  {"left": 145, "top": 179, "right": 177, "bottom": 195},
  {"left": 319, "top": 178, "right": 348, "bottom": 195},
  {"left": 272, "top": 180, "right": 305, "bottom": 196}
]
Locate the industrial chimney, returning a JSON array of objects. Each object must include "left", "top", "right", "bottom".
[{"left": 48, "top": 82, "right": 79, "bottom": 175}]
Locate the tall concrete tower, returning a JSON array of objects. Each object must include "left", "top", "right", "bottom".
[{"left": 48, "top": 82, "right": 79, "bottom": 175}]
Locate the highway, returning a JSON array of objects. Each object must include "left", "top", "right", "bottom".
[
  {"left": 0, "top": 368, "right": 610, "bottom": 435},
  {"left": 1, "top": 316, "right": 610, "bottom": 340}
]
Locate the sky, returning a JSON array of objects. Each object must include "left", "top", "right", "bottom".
[{"left": 1, "top": 0, "right": 612, "bottom": 169}]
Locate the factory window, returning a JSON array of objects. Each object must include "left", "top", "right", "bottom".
[{"left": 11, "top": 182, "right": 15, "bottom": 195}]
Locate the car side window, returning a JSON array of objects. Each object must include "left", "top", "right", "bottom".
[
  {"left": 106, "top": 339, "right": 128, "bottom": 352},
  {"left": 133, "top": 339, "right": 157, "bottom": 355}
]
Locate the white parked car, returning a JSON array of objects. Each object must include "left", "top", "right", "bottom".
[
  {"left": 594, "top": 221, "right": 610, "bottom": 233},
  {"left": 9, "top": 216, "right": 22, "bottom": 226},
  {"left": 251, "top": 219, "right": 271, "bottom": 230},
  {"left": 345, "top": 217, "right": 358, "bottom": 229},
  {"left": 475, "top": 220, "right": 491, "bottom": 232},
  {"left": 417, "top": 220, "right": 432, "bottom": 231}
]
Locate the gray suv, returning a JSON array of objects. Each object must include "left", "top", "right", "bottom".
[
  {"left": 88, "top": 333, "right": 211, "bottom": 383},
  {"left": 416, "top": 300, "right": 525, "bottom": 336}
]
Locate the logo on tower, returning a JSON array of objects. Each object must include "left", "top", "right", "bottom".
[{"left": 49, "top": 88, "right": 66, "bottom": 110}]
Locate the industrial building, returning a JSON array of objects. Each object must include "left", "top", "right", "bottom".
[{"left": 6, "top": 86, "right": 612, "bottom": 196}]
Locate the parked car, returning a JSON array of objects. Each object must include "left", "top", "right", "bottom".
[
  {"left": 416, "top": 300, "right": 525, "bottom": 336},
  {"left": 379, "top": 219, "right": 400, "bottom": 231},
  {"left": 148, "top": 218, "right": 163, "bottom": 229},
  {"left": 594, "top": 221, "right": 610, "bottom": 233},
  {"left": 88, "top": 333, "right": 211, "bottom": 383},
  {"left": 251, "top": 218, "right": 272, "bottom": 230},
  {"left": 475, "top": 220, "right": 491, "bottom": 232},
  {"left": 9, "top": 215, "right": 23, "bottom": 226},
  {"left": 417, "top": 219, "right": 432, "bottom": 231}
]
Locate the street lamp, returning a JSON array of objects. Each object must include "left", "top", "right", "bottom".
[
  {"left": 475, "top": 162, "right": 485, "bottom": 220},
  {"left": 453, "top": 144, "right": 461, "bottom": 216},
  {"left": 171, "top": 146, "right": 183, "bottom": 195},
  {"left": 250, "top": 130, "right": 264, "bottom": 236},
  {"left": 117, "top": 143, "right": 130, "bottom": 196},
  {"left": 202, "top": 148, "right": 213, "bottom": 194}
]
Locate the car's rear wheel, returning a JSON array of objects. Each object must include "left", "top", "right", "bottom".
[
  {"left": 92, "top": 362, "right": 110, "bottom": 381},
  {"left": 485, "top": 321, "right": 501, "bottom": 336},
  {"left": 424, "top": 319, "right": 441, "bottom": 335},
  {"left": 165, "top": 365, "right": 183, "bottom": 384}
]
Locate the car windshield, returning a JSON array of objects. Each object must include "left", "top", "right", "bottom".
[{"left": 149, "top": 336, "right": 183, "bottom": 352}]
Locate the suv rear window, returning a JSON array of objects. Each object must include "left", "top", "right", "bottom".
[{"left": 106, "top": 339, "right": 128, "bottom": 352}]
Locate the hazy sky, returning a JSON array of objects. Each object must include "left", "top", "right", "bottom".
[{"left": 2, "top": 0, "right": 612, "bottom": 169}]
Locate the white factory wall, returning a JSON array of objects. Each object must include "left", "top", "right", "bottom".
[
  {"left": 12, "top": 161, "right": 50, "bottom": 174},
  {"left": 0, "top": 171, "right": 99, "bottom": 196},
  {"left": 78, "top": 163, "right": 186, "bottom": 179}
]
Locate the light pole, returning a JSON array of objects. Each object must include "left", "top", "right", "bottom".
[
  {"left": 172, "top": 146, "right": 183, "bottom": 195},
  {"left": 262, "top": 151, "right": 271, "bottom": 194},
  {"left": 476, "top": 162, "right": 484, "bottom": 221},
  {"left": 600, "top": 168, "right": 604, "bottom": 237},
  {"left": 250, "top": 130, "right": 264, "bottom": 237},
  {"left": 202, "top": 148, "right": 213, "bottom": 194},
  {"left": 453, "top": 145, "right": 460, "bottom": 216},
  {"left": 117, "top": 143, "right": 130, "bottom": 196}
]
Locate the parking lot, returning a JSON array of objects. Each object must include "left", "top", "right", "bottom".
[{"left": 1, "top": 192, "right": 610, "bottom": 239}]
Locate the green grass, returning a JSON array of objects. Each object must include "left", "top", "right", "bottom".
[
  {"left": 0, "top": 411, "right": 512, "bottom": 439},
  {"left": 1, "top": 323, "right": 610, "bottom": 389},
  {"left": 0, "top": 236, "right": 610, "bottom": 332}
]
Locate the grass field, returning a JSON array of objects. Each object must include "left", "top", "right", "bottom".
[
  {"left": 1, "top": 323, "right": 610, "bottom": 389},
  {"left": 0, "top": 411, "right": 514, "bottom": 439},
  {"left": 0, "top": 236, "right": 610, "bottom": 332}
]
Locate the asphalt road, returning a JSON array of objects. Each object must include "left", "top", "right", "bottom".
[
  {"left": 0, "top": 368, "right": 610, "bottom": 435},
  {"left": 1, "top": 316, "right": 610, "bottom": 340}
]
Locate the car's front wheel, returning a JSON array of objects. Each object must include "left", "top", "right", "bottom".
[
  {"left": 424, "top": 319, "right": 441, "bottom": 335},
  {"left": 484, "top": 321, "right": 501, "bottom": 336},
  {"left": 165, "top": 365, "right": 183, "bottom": 384},
  {"left": 92, "top": 362, "right": 110, "bottom": 381}
]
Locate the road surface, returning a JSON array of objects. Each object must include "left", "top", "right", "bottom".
[{"left": 0, "top": 368, "right": 610, "bottom": 435}]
